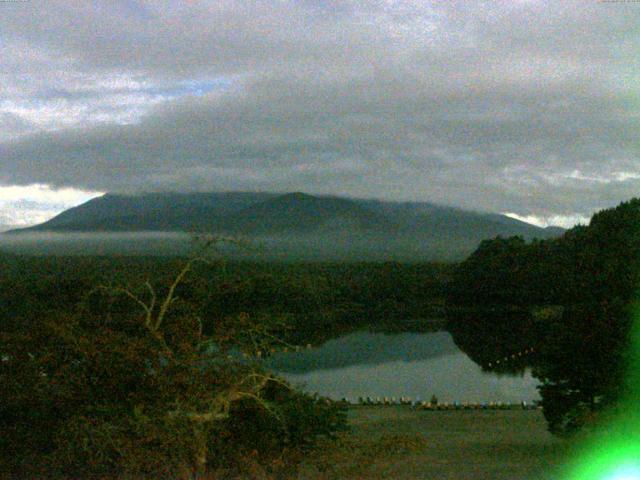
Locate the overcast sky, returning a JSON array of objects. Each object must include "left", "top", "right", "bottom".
[{"left": 1, "top": 0, "right": 639, "bottom": 228}]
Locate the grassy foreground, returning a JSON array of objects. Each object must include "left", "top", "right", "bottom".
[{"left": 294, "top": 406, "right": 568, "bottom": 480}]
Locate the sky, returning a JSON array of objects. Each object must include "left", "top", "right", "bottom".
[{"left": 1, "top": 0, "right": 639, "bottom": 229}]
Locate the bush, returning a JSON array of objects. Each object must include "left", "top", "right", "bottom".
[{"left": 0, "top": 255, "right": 347, "bottom": 479}]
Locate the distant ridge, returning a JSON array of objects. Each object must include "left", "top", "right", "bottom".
[
  {"left": 0, "top": 225, "right": 18, "bottom": 234},
  {"left": 7, "top": 191, "right": 564, "bottom": 260},
  {"left": 543, "top": 226, "right": 566, "bottom": 236}
]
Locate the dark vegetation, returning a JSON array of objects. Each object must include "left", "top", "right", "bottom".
[
  {"left": 0, "top": 249, "right": 449, "bottom": 478},
  {"left": 448, "top": 198, "right": 640, "bottom": 435},
  {"left": 0, "top": 255, "right": 450, "bottom": 347},
  {"left": 2, "top": 197, "right": 638, "bottom": 477}
]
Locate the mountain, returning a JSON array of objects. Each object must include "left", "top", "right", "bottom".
[
  {"left": 18, "top": 192, "right": 276, "bottom": 232},
  {"left": 6, "top": 192, "right": 564, "bottom": 260},
  {"left": 0, "top": 225, "right": 18, "bottom": 233},
  {"left": 542, "top": 226, "right": 567, "bottom": 236}
]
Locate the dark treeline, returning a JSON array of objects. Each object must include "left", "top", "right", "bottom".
[
  {"left": 0, "top": 256, "right": 451, "bottom": 347},
  {"left": 4, "top": 194, "right": 636, "bottom": 477},
  {"left": 0, "top": 251, "right": 452, "bottom": 478},
  {"left": 448, "top": 198, "right": 640, "bottom": 435}
]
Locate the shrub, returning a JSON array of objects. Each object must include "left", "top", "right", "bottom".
[{"left": 0, "top": 252, "right": 347, "bottom": 478}]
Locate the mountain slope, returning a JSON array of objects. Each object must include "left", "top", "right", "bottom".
[
  {"left": 0, "top": 225, "right": 18, "bottom": 233},
  {"left": 7, "top": 191, "right": 563, "bottom": 260},
  {"left": 24, "top": 192, "right": 275, "bottom": 232},
  {"left": 220, "top": 192, "right": 392, "bottom": 234}
]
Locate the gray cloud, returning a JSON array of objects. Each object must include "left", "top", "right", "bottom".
[{"left": 1, "top": 0, "right": 639, "bottom": 223}]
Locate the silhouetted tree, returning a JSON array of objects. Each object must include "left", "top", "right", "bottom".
[{"left": 447, "top": 198, "right": 640, "bottom": 435}]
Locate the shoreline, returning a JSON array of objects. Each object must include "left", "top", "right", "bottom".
[{"left": 299, "top": 406, "right": 567, "bottom": 480}]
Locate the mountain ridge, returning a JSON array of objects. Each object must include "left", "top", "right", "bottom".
[{"left": 5, "top": 191, "right": 564, "bottom": 260}]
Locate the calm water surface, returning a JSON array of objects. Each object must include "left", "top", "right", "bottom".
[{"left": 266, "top": 331, "right": 540, "bottom": 404}]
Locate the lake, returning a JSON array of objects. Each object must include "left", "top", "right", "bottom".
[{"left": 265, "top": 331, "right": 540, "bottom": 404}]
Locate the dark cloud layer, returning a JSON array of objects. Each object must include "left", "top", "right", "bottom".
[{"left": 1, "top": 0, "right": 639, "bottom": 224}]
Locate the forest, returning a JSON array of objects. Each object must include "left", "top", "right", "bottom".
[
  {"left": 0, "top": 248, "right": 450, "bottom": 478},
  {"left": 448, "top": 198, "right": 640, "bottom": 435},
  {"left": 2, "top": 199, "right": 639, "bottom": 477}
]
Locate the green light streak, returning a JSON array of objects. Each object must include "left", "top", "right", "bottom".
[{"left": 562, "top": 310, "right": 640, "bottom": 480}]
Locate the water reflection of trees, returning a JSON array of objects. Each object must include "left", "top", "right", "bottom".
[
  {"left": 446, "top": 198, "right": 640, "bottom": 434},
  {"left": 447, "top": 306, "right": 543, "bottom": 376}
]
